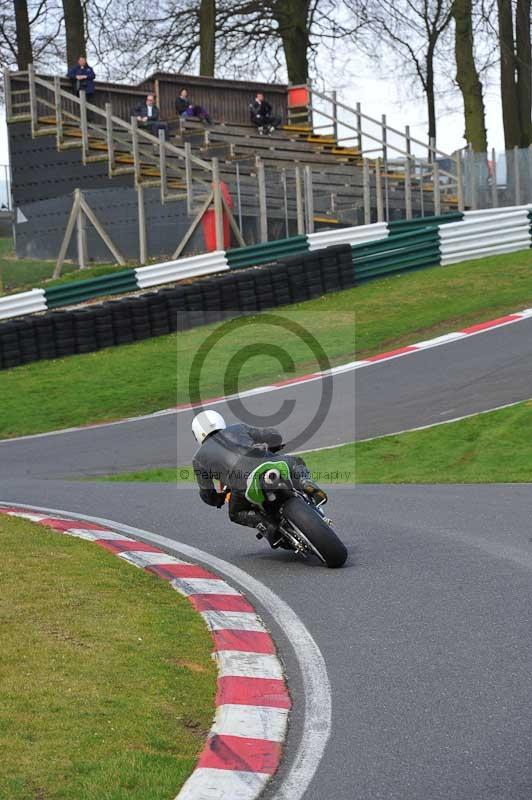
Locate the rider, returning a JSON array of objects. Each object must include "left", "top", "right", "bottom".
[{"left": 192, "top": 409, "right": 327, "bottom": 547}]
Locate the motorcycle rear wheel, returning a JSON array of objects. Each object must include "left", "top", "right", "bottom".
[{"left": 282, "top": 496, "right": 347, "bottom": 568}]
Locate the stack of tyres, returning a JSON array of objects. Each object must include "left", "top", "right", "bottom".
[
  {"left": 332, "top": 244, "right": 356, "bottom": 288},
  {"left": 236, "top": 273, "right": 258, "bottom": 313},
  {"left": 72, "top": 309, "right": 97, "bottom": 354},
  {"left": 158, "top": 287, "right": 186, "bottom": 332},
  {"left": 94, "top": 306, "right": 114, "bottom": 349},
  {"left": 35, "top": 316, "right": 57, "bottom": 360},
  {"left": 253, "top": 268, "right": 276, "bottom": 310},
  {"left": 284, "top": 258, "right": 309, "bottom": 303},
  {"left": 52, "top": 313, "right": 76, "bottom": 357},
  {"left": 0, "top": 321, "right": 22, "bottom": 368},
  {"left": 129, "top": 297, "right": 151, "bottom": 341},
  {"left": 110, "top": 300, "right": 134, "bottom": 345},
  {"left": 200, "top": 279, "right": 223, "bottom": 324},
  {"left": 184, "top": 285, "right": 206, "bottom": 329},
  {"left": 217, "top": 273, "right": 240, "bottom": 318},
  {"left": 17, "top": 319, "right": 39, "bottom": 364},
  {"left": 269, "top": 263, "right": 291, "bottom": 307},
  {"left": 145, "top": 293, "right": 170, "bottom": 336},
  {"left": 302, "top": 253, "right": 325, "bottom": 298}
]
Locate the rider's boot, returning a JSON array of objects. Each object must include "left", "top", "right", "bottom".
[
  {"left": 300, "top": 478, "right": 328, "bottom": 505},
  {"left": 256, "top": 520, "right": 285, "bottom": 549}
]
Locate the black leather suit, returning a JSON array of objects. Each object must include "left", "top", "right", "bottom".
[{"left": 193, "top": 423, "right": 309, "bottom": 529}]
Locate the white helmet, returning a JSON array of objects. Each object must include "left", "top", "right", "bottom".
[{"left": 192, "top": 409, "right": 226, "bottom": 445}]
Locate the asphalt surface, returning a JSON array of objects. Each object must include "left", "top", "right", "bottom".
[
  {"left": 2, "top": 317, "right": 532, "bottom": 798},
  {"left": 2, "top": 316, "right": 532, "bottom": 479},
  {"left": 2, "top": 480, "right": 532, "bottom": 799}
]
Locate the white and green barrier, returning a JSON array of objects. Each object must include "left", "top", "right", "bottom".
[{"left": 1, "top": 206, "right": 532, "bottom": 321}]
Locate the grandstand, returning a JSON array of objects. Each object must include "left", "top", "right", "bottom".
[{"left": 5, "top": 67, "right": 461, "bottom": 262}]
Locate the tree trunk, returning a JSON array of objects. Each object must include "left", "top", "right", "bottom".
[
  {"left": 453, "top": 0, "right": 488, "bottom": 152},
  {"left": 516, "top": 0, "right": 531, "bottom": 146},
  {"left": 62, "top": 0, "right": 86, "bottom": 67},
  {"left": 14, "top": 0, "right": 33, "bottom": 70},
  {"left": 426, "top": 48, "right": 437, "bottom": 148},
  {"left": 273, "top": 0, "right": 310, "bottom": 84},
  {"left": 199, "top": 0, "right": 216, "bottom": 76},
  {"left": 498, "top": 0, "right": 521, "bottom": 148}
]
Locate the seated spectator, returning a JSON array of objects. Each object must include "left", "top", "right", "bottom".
[
  {"left": 249, "top": 92, "right": 281, "bottom": 136},
  {"left": 67, "top": 55, "right": 95, "bottom": 98},
  {"left": 133, "top": 94, "right": 168, "bottom": 137},
  {"left": 176, "top": 89, "right": 212, "bottom": 124}
]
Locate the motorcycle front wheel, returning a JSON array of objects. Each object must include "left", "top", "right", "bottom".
[{"left": 282, "top": 496, "right": 347, "bottom": 568}]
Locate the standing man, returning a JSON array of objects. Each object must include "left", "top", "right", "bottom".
[
  {"left": 249, "top": 92, "right": 282, "bottom": 136},
  {"left": 133, "top": 94, "right": 168, "bottom": 137},
  {"left": 67, "top": 56, "right": 95, "bottom": 98}
]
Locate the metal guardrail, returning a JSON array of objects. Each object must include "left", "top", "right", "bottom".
[
  {"left": 135, "top": 251, "right": 228, "bottom": 288},
  {"left": 0, "top": 288, "right": 47, "bottom": 320}
]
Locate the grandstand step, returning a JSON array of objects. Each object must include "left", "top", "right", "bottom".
[
  {"left": 34, "top": 127, "right": 57, "bottom": 137},
  {"left": 37, "top": 115, "right": 57, "bottom": 125},
  {"left": 85, "top": 154, "right": 109, "bottom": 163},
  {"left": 59, "top": 140, "right": 82, "bottom": 150},
  {"left": 111, "top": 166, "right": 135, "bottom": 176},
  {"left": 139, "top": 179, "right": 162, "bottom": 188},
  {"left": 282, "top": 124, "right": 312, "bottom": 133}
]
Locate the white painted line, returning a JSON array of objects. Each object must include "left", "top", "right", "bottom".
[
  {"left": 68, "top": 528, "right": 134, "bottom": 541},
  {"left": 212, "top": 703, "right": 289, "bottom": 742},
  {"left": 118, "top": 551, "right": 188, "bottom": 568},
  {"left": 201, "top": 610, "right": 266, "bottom": 632},
  {"left": 0, "top": 502, "right": 331, "bottom": 800},
  {"left": 214, "top": 651, "right": 284, "bottom": 681},
  {"left": 176, "top": 768, "right": 270, "bottom": 800},
  {"left": 171, "top": 577, "right": 241, "bottom": 596}
]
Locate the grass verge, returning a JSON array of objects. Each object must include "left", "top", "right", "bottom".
[
  {"left": 0, "top": 237, "right": 126, "bottom": 294},
  {"left": 1, "top": 247, "right": 532, "bottom": 438},
  {"left": 101, "top": 400, "right": 532, "bottom": 484},
  {"left": 0, "top": 514, "right": 216, "bottom": 800}
]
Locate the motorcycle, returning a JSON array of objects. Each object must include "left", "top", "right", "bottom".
[{"left": 226, "top": 459, "right": 348, "bottom": 568}]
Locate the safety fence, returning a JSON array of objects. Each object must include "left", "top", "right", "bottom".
[
  {"left": 1, "top": 204, "right": 531, "bottom": 325},
  {"left": 0, "top": 245, "right": 354, "bottom": 369}
]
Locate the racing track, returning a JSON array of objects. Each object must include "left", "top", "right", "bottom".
[{"left": 2, "top": 315, "right": 532, "bottom": 799}]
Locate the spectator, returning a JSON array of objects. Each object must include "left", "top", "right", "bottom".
[
  {"left": 176, "top": 89, "right": 212, "bottom": 124},
  {"left": 249, "top": 92, "right": 281, "bottom": 136},
  {"left": 133, "top": 94, "right": 168, "bottom": 137},
  {"left": 67, "top": 55, "right": 95, "bottom": 98}
]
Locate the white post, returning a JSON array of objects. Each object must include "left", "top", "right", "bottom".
[
  {"left": 363, "top": 158, "right": 371, "bottom": 224},
  {"left": 212, "top": 157, "right": 225, "bottom": 250},
  {"left": 28, "top": 63, "right": 38, "bottom": 136},
  {"left": 76, "top": 190, "right": 88, "bottom": 269},
  {"left": 137, "top": 183, "right": 147, "bottom": 264},
  {"left": 185, "top": 141, "right": 193, "bottom": 214},
  {"left": 54, "top": 75, "right": 63, "bottom": 151},
  {"left": 295, "top": 166, "right": 305, "bottom": 235},
  {"left": 256, "top": 156, "right": 268, "bottom": 243},
  {"left": 375, "top": 158, "right": 384, "bottom": 222},
  {"left": 491, "top": 147, "right": 498, "bottom": 208},
  {"left": 79, "top": 90, "right": 89, "bottom": 164},
  {"left": 304, "top": 165, "right": 314, "bottom": 234}
]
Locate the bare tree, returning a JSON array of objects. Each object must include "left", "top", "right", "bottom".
[
  {"left": 14, "top": 0, "right": 34, "bottom": 69},
  {"left": 453, "top": 0, "right": 488, "bottom": 151},
  {"left": 359, "top": 0, "right": 454, "bottom": 146},
  {"left": 0, "top": 0, "right": 63, "bottom": 74},
  {"left": 62, "top": 0, "right": 86, "bottom": 65},
  {"left": 199, "top": 0, "right": 215, "bottom": 75}
]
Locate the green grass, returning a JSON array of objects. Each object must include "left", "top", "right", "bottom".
[
  {"left": 101, "top": 400, "right": 532, "bottom": 484},
  {"left": 0, "top": 513, "right": 216, "bottom": 800},
  {"left": 0, "top": 237, "right": 127, "bottom": 294},
  {"left": 1, "top": 247, "right": 532, "bottom": 438}
]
